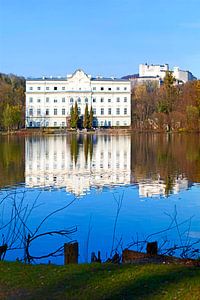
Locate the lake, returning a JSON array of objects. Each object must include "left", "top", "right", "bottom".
[{"left": 0, "top": 133, "right": 200, "bottom": 264}]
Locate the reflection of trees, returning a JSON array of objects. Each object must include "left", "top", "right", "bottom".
[
  {"left": 84, "top": 135, "right": 93, "bottom": 164},
  {"left": 70, "top": 135, "right": 79, "bottom": 165},
  {"left": 0, "top": 136, "right": 24, "bottom": 187},
  {"left": 131, "top": 134, "right": 200, "bottom": 193}
]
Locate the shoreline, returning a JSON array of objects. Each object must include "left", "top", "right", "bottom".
[{"left": 1, "top": 128, "right": 200, "bottom": 136}]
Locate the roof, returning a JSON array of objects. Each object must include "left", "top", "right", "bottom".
[
  {"left": 26, "top": 77, "right": 130, "bottom": 83},
  {"left": 26, "top": 77, "right": 67, "bottom": 81},
  {"left": 91, "top": 77, "right": 129, "bottom": 82}
]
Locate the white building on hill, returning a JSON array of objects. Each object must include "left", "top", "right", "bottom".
[
  {"left": 25, "top": 69, "right": 131, "bottom": 128},
  {"left": 139, "top": 63, "right": 169, "bottom": 80},
  {"left": 138, "top": 63, "right": 196, "bottom": 84}
]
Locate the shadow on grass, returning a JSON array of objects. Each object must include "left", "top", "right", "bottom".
[{"left": 17, "top": 264, "right": 200, "bottom": 300}]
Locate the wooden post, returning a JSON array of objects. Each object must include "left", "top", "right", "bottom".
[
  {"left": 64, "top": 242, "right": 78, "bottom": 264},
  {"left": 146, "top": 241, "right": 158, "bottom": 255}
]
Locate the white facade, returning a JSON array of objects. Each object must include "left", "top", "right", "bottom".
[
  {"left": 173, "top": 66, "right": 196, "bottom": 83},
  {"left": 139, "top": 63, "right": 169, "bottom": 79},
  {"left": 26, "top": 70, "right": 131, "bottom": 128},
  {"left": 25, "top": 135, "right": 131, "bottom": 196}
]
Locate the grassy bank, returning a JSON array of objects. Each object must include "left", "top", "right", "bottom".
[{"left": 0, "top": 261, "right": 200, "bottom": 299}]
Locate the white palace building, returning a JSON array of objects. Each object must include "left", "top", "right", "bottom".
[{"left": 25, "top": 69, "right": 131, "bottom": 128}]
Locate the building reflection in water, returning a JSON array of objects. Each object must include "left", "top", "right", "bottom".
[
  {"left": 138, "top": 176, "right": 189, "bottom": 198},
  {"left": 25, "top": 134, "right": 131, "bottom": 196},
  {"left": 25, "top": 134, "right": 191, "bottom": 197}
]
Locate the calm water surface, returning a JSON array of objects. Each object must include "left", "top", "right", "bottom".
[{"left": 0, "top": 133, "right": 200, "bottom": 264}]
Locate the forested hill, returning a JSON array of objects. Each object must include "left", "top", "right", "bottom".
[{"left": 0, "top": 73, "right": 25, "bottom": 130}]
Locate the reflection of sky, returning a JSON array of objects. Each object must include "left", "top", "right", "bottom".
[
  {"left": 1, "top": 135, "right": 200, "bottom": 264},
  {"left": 2, "top": 184, "right": 200, "bottom": 264}
]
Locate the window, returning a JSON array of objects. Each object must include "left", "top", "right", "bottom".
[
  {"left": 100, "top": 87, "right": 104, "bottom": 91},
  {"left": 116, "top": 108, "right": 120, "bottom": 115},
  {"left": 29, "top": 97, "right": 33, "bottom": 103},
  {"left": 46, "top": 109, "right": 49, "bottom": 116},
  {"left": 100, "top": 97, "right": 104, "bottom": 103},
  {"left": 124, "top": 108, "right": 127, "bottom": 115},
  {"left": 70, "top": 97, "right": 73, "bottom": 103},
  {"left": 108, "top": 108, "right": 111, "bottom": 115},
  {"left": 54, "top": 108, "right": 57, "bottom": 115},
  {"left": 37, "top": 99, "right": 41, "bottom": 103},
  {"left": 108, "top": 87, "right": 111, "bottom": 91},
  {"left": 124, "top": 87, "right": 127, "bottom": 90},
  {"left": 62, "top": 108, "right": 65, "bottom": 115},
  {"left": 54, "top": 99, "right": 57, "bottom": 103},
  {"left": 108, "top": 121, "right": 111, "bottom": 126},
  {"left": 116, "top": 87, "right": 120, "bottom": 91},
  {"left": 85, "top": 98, "right": 88, "bottom": 103},
  {"left": 54, "top": 122, "right": 57, "bottom": 126},
  {"left": 78, "top": 107, "right": 81, "bottom": 114},
  {"left": 62, "top": 121, "right": 65, "bottom": 127},
  {"left": 37, "top": 109, "right": 41, "bottom": 116},
  {"left": 46, "top": 97, "right": 49, "bottom": 102},
  {"left": 117, "top": 97, "right": 120, "bottom": 102},
  {"left": 62, "top": 87, "right": 65, "bottom": 90},
  {"left": 54, "top": 87, "right": 57, "bottom": 90},
  {"left": 62, "top": 97, "right": 65, "bottom": 103},
  {"left": 37, "top": 87, "right": 41, "bottom": 90},
  {"left": 101, "top": 121, "right": 104, "bottom": 126},
  {"left": 108, "top": 99, "right": 111, "bottom": 102},
  {"left": 101, "top": 108, "right": 104, "bottom": 115},
  {"left": 124, "top": 97, "right": 127, "bottom": 102},
  {"left": 93, "top": 87, "right": 96, "bottom": 90},
  {"left": 116, "top": 121, "right": 120, "bottom": 126},
  {"left": 93, "top": 98, "right": 96, "bottom": 103},
  {"left": 29, "top": 87, "right": 33, "bottom": 90},
  {"left": 93, "top": 108, "right": 96, "bottom": 115},
  {"left": 46, "top": 87, "right": 49, "bottom": 90},
  {"left": 78, "top": 97, "right": 81, "bottom": 103},
  {"left": 29, "top": 109, "right": 33, "bottom": 116}
]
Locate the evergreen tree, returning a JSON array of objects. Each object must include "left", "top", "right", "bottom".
[
  {"left": 70, "top": 105, "right": 75, "bottom": 128},
  {"left": 83, "top": 103, "right": 89, "bottom": 128},
  {"left": 89, "top": 106, "right": 94, "bottom": 129},
  {"left": 70, "top": 102, "right": 79, "bottom": 128},
  {"left": 74, "top": 101, "right": 79, "bottom": 128}
]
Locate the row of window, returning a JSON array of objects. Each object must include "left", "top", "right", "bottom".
[
  {"left": 28, "top": 86, "right": 128, "bottom": 91},
  {"left": 29, "top": 107, "right": 128, "bottom": 116},
  {"left": 28, "top": 120, "right": 127, "bottom": 127},
  {"left": 29, "top": 97, "right": 128, "bottom": 103}
]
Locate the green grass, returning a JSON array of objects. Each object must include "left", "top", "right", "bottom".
[{"left": 0, "top": 261, "right": 200, "bottom": 299}]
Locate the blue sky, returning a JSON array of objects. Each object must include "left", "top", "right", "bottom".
[{"left": 0, "top": 0, "right": 200, "bottom": 78}]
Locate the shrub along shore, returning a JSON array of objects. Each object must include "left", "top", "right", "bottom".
[{"left": 1, "top": 261, "right": 200, "bottom": 299}]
